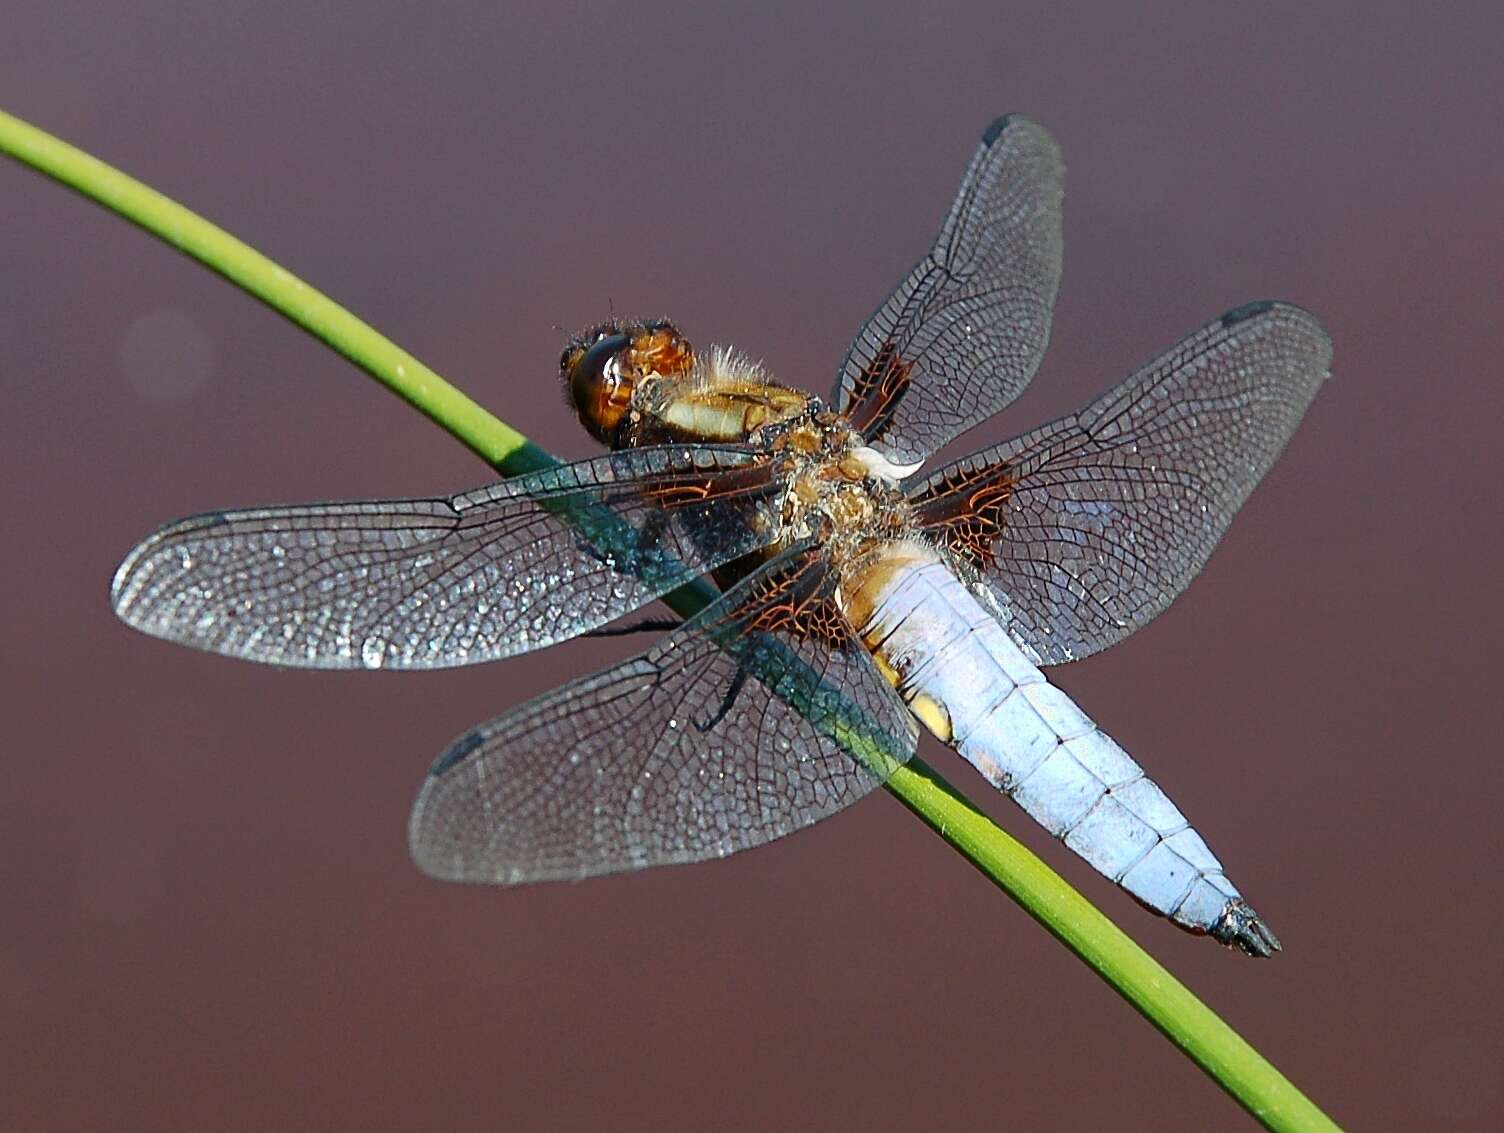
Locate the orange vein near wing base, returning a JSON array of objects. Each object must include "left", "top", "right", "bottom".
[
  {"left": 842, "top": 340, "right": 915, "bottom": 444},
  {"left": 909, "top": 457, "right": 1018, "bottom": 571},
  {"left": 715, "top": 548, "right": 854, "bottom": 650},
  {"left": 641, "top": 453, "right": 781, "bottom": 510}
]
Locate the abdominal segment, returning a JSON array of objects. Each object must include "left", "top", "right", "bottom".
[{"left": 842, "top": 543, "right": 1246, "bottom": 937}]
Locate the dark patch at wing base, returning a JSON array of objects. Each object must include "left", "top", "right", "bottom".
[
  {"left": 112, "top": 446, "right": 781, "bottom": 670},
  {"left": 910, "top": 301, "right": 1332, "bottom": 664},
  {"left": 409, "top": 547, "right": 917, "bottom": 885},
  {"left": 842, "top": 340, "right": 915, "bottom": 445},
  {"left": 910, "top": 458, "right": 1019, "bottom": 571},
  {"left": 833, "top": 115, "right": 1065, "bottom": 464}
]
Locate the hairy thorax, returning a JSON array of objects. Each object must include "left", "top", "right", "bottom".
[
  {"left": 562, "top": 318, "right": 924, "bottom": 596},
  {"left": 660, "top": 349, "right": 914, "bottom": 557}
]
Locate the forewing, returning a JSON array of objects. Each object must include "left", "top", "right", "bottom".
[
  {"left": 409, "top": 547, "right": 917, "bottom": 883},
  {"left": 833, "top": 115, "right": 1064, "bottom": 464},
  {"left": 111, "top": 446, "right": 780, "bottom": 669},
  {"left": 911, "top": 301, "right": 1332, "bottom": 664}
]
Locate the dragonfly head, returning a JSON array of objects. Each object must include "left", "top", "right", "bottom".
[{"left": 561, "top": 318, "right": 695, "bottom": 446}]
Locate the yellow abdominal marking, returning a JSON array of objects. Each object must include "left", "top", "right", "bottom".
[
  {"left": 836, "top": 541, "right": 936, "bottom": 635},
  {"left": 906, "top": 690, "right": 953, "bottom": 743},
  {"left": 868, "top": 648, "right": 901, "bottom": 687},
  {"left": 633, "top": 341, "right": 952, "bottom": 757},
  {"left": 856, "top": 628, "right": 952, "bottom": 740},
  {"left": 832, "top": 540, "right": 956, "bottom": 742}
]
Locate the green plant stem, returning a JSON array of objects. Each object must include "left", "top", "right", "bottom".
[{"left": 1, "top": 106, "right": 1340, "bottom": 1133}]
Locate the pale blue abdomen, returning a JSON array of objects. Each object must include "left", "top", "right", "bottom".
[{"left": 848, "top": 546, "right": 1246, "bottom": 938}]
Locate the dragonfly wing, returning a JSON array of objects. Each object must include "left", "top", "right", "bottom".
[
  {"left": 833, "top": 115, "right": 1064, "bottom": 465},
  {"left": 911, "top": 301, "right": 1332, "bottom": 664},
  {"left": 111, "top": 446, "right": 781, "bottom": 669},
  {"left": 409, "top": 546, "right": 917, "bottom": 883}
]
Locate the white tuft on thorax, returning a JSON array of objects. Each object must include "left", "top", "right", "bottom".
[{"left": 851, "top": 446, "right": 925, "bottom": 484}]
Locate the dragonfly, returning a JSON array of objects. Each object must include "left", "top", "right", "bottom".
[{"left": 111, "top": 115, "right": 1330, "bottom": 956}]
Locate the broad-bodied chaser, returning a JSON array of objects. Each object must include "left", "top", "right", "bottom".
[{"left": 113, "top": 116, "right": 1330, "bottom": 955}]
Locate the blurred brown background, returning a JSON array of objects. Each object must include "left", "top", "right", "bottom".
[{"left": 3, "top": 2, "right": 1500, "bottom": 1129}]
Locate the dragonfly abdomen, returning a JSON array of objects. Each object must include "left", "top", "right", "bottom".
[{"left": 847, "top": 545, "right": 1260, "bottom": 944}]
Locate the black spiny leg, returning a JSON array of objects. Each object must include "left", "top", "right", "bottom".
[
  {"left": 585, "top": 616, "right": 682, "bottom": 638},
  {"left": 696, "top": 665, "right": 750, "bottom": 732}
]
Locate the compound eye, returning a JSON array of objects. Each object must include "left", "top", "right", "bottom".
[{"left": 566, "top": 331, "right": 634, "bottom": 444}]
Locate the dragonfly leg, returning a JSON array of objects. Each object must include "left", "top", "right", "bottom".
[
  {"left": 584, "top": 616, "right": 682, "bottom": 638},
  {"left": 696, "top": 665, "right": 749, "bottom": 732}
]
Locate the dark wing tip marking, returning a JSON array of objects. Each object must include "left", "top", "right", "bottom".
[
  {"left": 833, "top": 111, "right": 1063, "bottom": 464},
  {"left": 980, "top": 114, "right": 1014, "bottom": 146},
  {"left": 429, "top": 730, "right": 486, "bottom": 778},
  {"left": 184, "top": 512, "right": 231, "bottom": 532},
  {"left": 1219, "top": 300, "right": 1333, "bottom": 367},
  {"left": 1220, "top": 299, "right": 1277, "bottom": 327}
]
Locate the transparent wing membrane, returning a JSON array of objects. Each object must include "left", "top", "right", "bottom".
[
  {"left": 833, "top": 115, "right": 1065, "bottom": 464},
  {"left": 112, "top": 446, "right": 780, "bottom": 669},
  {"left": 912, "top": 301, "right": 1332, "bottom": 664},
  {"left": 106, "top": 112, "right": 1328, "bottom": 952},
  {"left": 409, "top": 548, "right": 917, "bottom": 883}
]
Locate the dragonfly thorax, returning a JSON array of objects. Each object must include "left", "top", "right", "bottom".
[
  {"left": 562, "top": 317, "right": 816, "bottom": 448},
  {"left": 756, "top": 413, "right": 917, "bottom": 573},
  {"left": 563, "top": 317, "right": 914, "bottom": 578}
]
